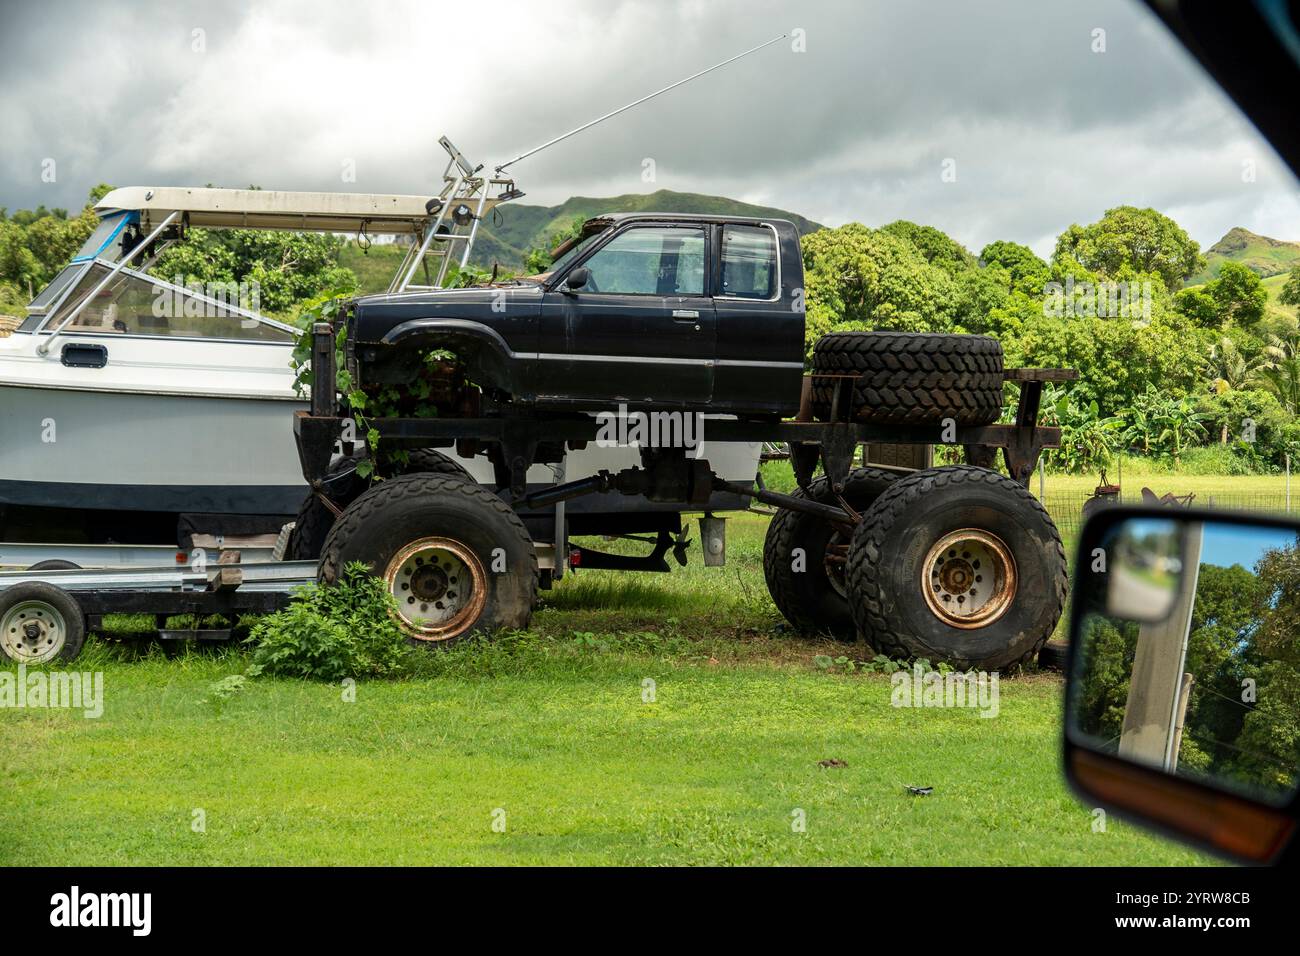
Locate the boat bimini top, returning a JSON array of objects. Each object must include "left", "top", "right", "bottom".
[{"left": 92, "top": 186, "right": 492, "bottom": 236}]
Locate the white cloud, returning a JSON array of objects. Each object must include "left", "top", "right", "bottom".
[{"left": 1, "top": 0, "right": 1296, "bottom": 253}]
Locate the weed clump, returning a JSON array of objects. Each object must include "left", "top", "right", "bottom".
[{"left": 246, "top": 562, "right": 410, "bottom": 680}]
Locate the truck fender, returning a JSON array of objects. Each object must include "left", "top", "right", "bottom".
[{"left": 379, "top": 318, "right": 525, "bottom": 396}]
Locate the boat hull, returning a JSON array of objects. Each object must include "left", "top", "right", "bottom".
[{"left": 0, "top": 385, "right": 308, "bottom": 516}]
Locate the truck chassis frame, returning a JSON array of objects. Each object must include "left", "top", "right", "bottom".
[{"left": 298, "top": 324, "right": 1075, "bottom": 524}]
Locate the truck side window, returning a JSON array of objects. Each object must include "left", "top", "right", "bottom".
[
  {"left": 720, "top": 224, "right": 777, "bottom": 299},
  {"left": 580, "top": 226, "right": 705, "bottom": 296}
]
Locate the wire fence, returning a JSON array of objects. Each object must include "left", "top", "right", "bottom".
[{"left": 1039, "top": 489, "right": 1295, "bottom": 537}]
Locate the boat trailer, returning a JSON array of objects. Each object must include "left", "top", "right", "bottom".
[{"left": 0, "top": 559, "right": 318, "bottom": 663}]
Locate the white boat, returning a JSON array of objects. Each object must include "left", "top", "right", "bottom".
[
  {"left": 0, "top": 186, "right": 448, "bottom": 542},
  {"left": 0, "top": 173, "right": 766, "bottom": 551}
]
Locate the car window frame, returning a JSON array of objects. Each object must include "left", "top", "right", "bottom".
[
  {"left": 548, "top": 221, "right": 712, "bottom": 298},
  {"left": 715, "top": 222, "right": 782, "bottom": 303}
]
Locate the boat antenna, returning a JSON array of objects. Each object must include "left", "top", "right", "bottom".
[{"left": 494, "top": 33, "right": 787, "bottom": 174}]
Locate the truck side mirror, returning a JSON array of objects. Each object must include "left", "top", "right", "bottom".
[
  {"left": 564, "top": 267, "right": 590, "bottom": 292},
  {"left": 1063, "top": 506, "right": 1300, "bottom": 863}
]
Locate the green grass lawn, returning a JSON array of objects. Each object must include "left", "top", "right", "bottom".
[{"left": 0, "top": 513, "right": 1213, "bottom": 866}]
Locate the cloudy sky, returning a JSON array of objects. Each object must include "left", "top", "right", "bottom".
[{"left": 1, "top": 0, "right": 1296, "bottom": 256}]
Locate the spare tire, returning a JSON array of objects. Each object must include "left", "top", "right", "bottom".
[{"left": 810, "top": 332, "right": 1004, "bottom": 425}]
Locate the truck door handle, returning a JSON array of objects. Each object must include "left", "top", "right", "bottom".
[{"left": 672, "top": 309, "right": 699, "bottom": 320}]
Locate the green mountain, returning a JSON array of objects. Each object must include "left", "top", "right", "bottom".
[
  {"left": 1186, "top": 227, "right": 1300, "bottom": 285},
  {"left": 337, "top": 189, "right": 821, "bottom": 288},
  {"left": 471, "top": 189, "right": 822, "bottom": 269}
]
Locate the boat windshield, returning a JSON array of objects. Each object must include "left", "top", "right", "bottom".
[
  {"left": 71, "top": 211, "right": 139, "bottom": 263},
  {"left": 51, "top": 264, "right": 294, "bottom": 343},
  {"left": 24, "top": 263, "right": 89, "bottom": 315}
]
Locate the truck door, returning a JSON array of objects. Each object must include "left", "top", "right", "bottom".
[{"left": 538, "top": 223, "right": 716, "bottom": 407}]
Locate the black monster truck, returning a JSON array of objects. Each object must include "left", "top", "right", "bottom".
[{"left": 295, "top": 212, "right": 1068, "bottom": 670}]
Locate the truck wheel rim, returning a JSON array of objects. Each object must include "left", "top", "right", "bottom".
[
  {"left": 384, "top": 537, "right": 487, "bottom": 641},
  {"left": 1, "top": 600, "right": 67, "bottom": 663},
  {"left": 823, "top": 531, "right": 850, "bottom": 599},
  {"left": 921, "top": 529, "right": 1017, "bottom": 629}
]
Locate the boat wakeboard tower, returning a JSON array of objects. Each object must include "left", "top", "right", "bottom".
[{"left": 391, "top": 136, "right": 520, "bottom": 293}]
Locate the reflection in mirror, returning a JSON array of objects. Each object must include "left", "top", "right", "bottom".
[
  {"left": 1071, "top": 517, "right": 1300, "bottom": 806},
  {"left": 1103, "top": 518, "right": 1186, "bottom": 623}
]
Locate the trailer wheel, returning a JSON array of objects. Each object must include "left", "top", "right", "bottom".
[
  {"left": 0, "top": 582, "right": 85, "bottom": 664},
  {"left": 763, "top": 467, "right": 901, "bottom": 639},
  {"left": 810, "top": 332, "right": 1003, "bottom": 425},
  {"left": 289, "top": 449, "right": 473, "bottom": 560},
  {"left": 845, "top": 465, "right": 1066, "bottom": 670},
  {"left": 319, "top": 474, "right": 536, "bottom": 643}
]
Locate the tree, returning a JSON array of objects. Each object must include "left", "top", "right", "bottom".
[
  {"left": 1208, "top": 261, "right": 1267, "bottom": 328},
  {"left": 1174, "top": 285, "right": 1219, "bottom": 328},
  {"left": 1053, "top": 205, "right": 1205, "bottom": 292},
  {"left": 1041, "top": 388, "right": 1124, "bottom": 471},
  {"left": 1279, "top": 265, "right": 1300, "bottom": 308},
  {"left": 1196, "top": 387, "right": 1295, "bottom": 466},
  {"left": 0, "top": 220, "right": 43, "bottom": 298},
  {"left": 1206, "top": 336, "right": 1269, "bottom": 395},
  {"left": 523, "top": 215, "right": 585, "bottom": 274},
  {"left": 949, "top": 266, "right": 1010, "bottom": 334},
  {"left": 1004, "top": 305, "right": 1208, "bottom": 418},
  {"left": 1232, "top": 542, "right": 1300, "bottom": 790},
  {"left": 1261, "top": 318, "right": 1300, "bottom": 415},
  {"left": 0, "top": 185, "right": 107, "bottom": 296},
  {"left": 152, "top": 226, "right": 357, "bottom": 315},
  {"left": 800, "top": 223, "right": 958, "bottom": 357},
  {"left": 879, "top": 220, "right": 975, "bottom": 275},
  {"left": 979, "top": 240, "right": 1049, "bottom": 291}
]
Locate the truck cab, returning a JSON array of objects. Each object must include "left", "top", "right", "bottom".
[{"left": 348, "top": 213, "right": 807, "bottom": 419}]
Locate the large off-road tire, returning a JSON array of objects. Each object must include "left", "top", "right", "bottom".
[
  {"left": 289, "top": 449, "right": 474, "bottom": 561},
  {"left": 380, "top": 447, "right": 476, "bottom": 481},
  {"left": 0, "top": 582, "right": 86, "bottom": 664},
  {"left": 845, "top": 465, "right": 1067, "bottom": 671},
  {"left": 763, "top": 467, "right": 902, "bottom": 639},
  {"left": 810, "top": 332, "right": 1004, "bottom": 425},
  {"left": 319, "top": 474, "right": 536, "bottom": 644}
]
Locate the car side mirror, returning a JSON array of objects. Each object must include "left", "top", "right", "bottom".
[
  {"left": 564, "top": 267, "right": 590, "bottom": 292},
  {"left": 1063, "top": 506, "right": 1300, "bottom": 863}
]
